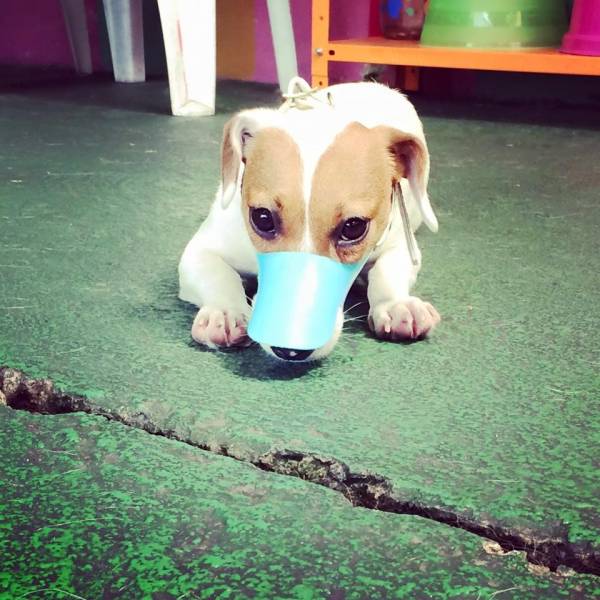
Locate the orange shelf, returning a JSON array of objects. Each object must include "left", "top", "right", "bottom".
[
  {"left": 329, "top": 38, "right": 600, "bottom": 76},
  {"left": 311, "top": 0, "right": 600, "bottom": 88}
]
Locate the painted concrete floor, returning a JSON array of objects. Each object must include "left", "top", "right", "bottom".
[{"left": 0, "top": 73, "right": 599, "bottom": 598}]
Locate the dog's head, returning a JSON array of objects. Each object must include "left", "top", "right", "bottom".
[{"left": 220, "top": 105, "right": 436, "bottom": 361}]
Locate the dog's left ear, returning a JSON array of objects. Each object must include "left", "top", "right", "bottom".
[
  {"left": 375, "top": 126, "right": 438, "bottom": 232},
  {"left": 221, "top": 108, "right": 278, "bottom": 209}
]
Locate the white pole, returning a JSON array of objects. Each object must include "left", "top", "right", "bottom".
[
  {"left": 60, "top": 0, "right": 93, "bottom": 75},
  {"left": 266, "top": 0, "right": 299, "bottom": 93},
  {"left": 103, "top": 0, "right": 145, "bottom": 82}
]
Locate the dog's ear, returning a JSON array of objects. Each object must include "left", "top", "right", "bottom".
[
  {"left": 220, "top": 108, "right": 277, "bottom": 209},
  {"left": 375, "top": 126, "right": 438, "bottom": 233}
]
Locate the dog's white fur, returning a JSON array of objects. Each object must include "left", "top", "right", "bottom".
[{"left": 179, "top": 82, "right": 440, "bottom": 360}]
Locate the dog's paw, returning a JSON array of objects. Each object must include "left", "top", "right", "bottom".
[
  {"left": 368, "top": 297, "right": 440, "bottom": 341},
  {"left": 191, "top": 306, "right": 252, "bottom": 349}
]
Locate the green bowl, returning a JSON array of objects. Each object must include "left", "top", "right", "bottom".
[{"left": 421, "top": 0, "right": 569, "bottom": 48}]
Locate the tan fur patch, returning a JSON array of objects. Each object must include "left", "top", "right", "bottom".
[
  {"left": 309, "top": 123, "right": 395, "bottom": 263},
  {"left": 241, "top": 128, "right": 305, "bottom": 252}
]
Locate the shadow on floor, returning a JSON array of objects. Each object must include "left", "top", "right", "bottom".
[
  {"left": 2, "top": 66, "right": 599, "bottom": 130},
  {"left": 0, "top": 67, "right": 281, "bottom": 116},
  {"left": 137, "top": 275, "right": 378, "bottom": 381}
]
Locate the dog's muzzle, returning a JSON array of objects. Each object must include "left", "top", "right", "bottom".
[{"left": 248, "top": 252, "right": 367, "bottom": 354}]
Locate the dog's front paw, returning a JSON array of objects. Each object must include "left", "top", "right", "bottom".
[
  {"left": 191, "top": 306, "right": 252, "bottom": 349},
  {"left": 368, "top": 297, "right": 440, "bottom": 341}
]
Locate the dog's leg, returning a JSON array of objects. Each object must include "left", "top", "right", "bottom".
[
  {"left": 179, "top": 242, "right": 252, "bottom": 349},
  {"left": 367, "top": 246, "right": 440, "bottom": 341}
]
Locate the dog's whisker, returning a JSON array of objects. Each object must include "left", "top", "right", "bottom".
[
  {"left": 343, "top": 314, "right": 369, "bottom": 323},
  {"left": 344, "top": 301, "right": 368, "bottom": 315}
]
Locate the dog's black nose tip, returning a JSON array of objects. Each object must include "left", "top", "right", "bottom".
[{"left": 271, "top": 346, "right": 313, "bottom": 361}]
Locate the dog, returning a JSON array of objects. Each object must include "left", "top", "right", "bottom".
[{"left": 178, "top": 80, "right": 440, "bottom": 361}]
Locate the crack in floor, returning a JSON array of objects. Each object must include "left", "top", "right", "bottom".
[{"left": 1, "top": 366, "right": 599, "bottom": 577}]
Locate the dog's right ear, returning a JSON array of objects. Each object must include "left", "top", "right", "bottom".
[
  {"left": 221, "top": 108, "right": 278, "bottom": 209},
  {"left": 374, "top": 125, "right": 438, "bottom": 233}
]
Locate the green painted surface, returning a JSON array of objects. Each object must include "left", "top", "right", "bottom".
[
  {"left": 0, "top": 77, "right": 599, "bottom": 555},
  {"left": 1, "top": 406, "right": 598, "bottom": 599}
]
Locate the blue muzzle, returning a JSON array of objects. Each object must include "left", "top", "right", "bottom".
[{"left": 248, "top": 252, "right": 367, "bottom": 351}]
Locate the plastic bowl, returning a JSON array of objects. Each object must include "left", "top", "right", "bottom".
[
  {"left": 248, "top": 252, "right": 367, "bottom": 351},
  {"left": 561, "top": 0, "right": 600, "bottom": 56},
  {"left": 421, "top": 0, "right": 569, "bottom": 48}
]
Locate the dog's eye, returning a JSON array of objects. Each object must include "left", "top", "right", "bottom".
[
  {"left": 339, "top": 217, "right": 369, "bottom": 244},
  {"left": 250, "top": 207, "right": 277, "bottom": 238}
]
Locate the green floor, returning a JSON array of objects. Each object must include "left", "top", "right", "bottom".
[{"left": 0, "top": 73, "right": 599, "bottom": 598}]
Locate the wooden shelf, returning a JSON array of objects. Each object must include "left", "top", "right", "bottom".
[{"left": 311, "top": 0, "right": 600, "bottom": 88}]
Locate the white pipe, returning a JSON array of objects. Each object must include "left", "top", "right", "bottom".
[
  {"left": 60, "top": 0, "right": 92, "bottom": 75},
  {"left": 103, "top": 0, "right": 145, "bottom": 83},
  {"left": 266, "top": 0, "right": 299, "bottom": 93}
]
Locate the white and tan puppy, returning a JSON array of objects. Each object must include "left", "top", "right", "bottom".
[{"left": 179, "top": 81, "right": 440, "bottom": 361}]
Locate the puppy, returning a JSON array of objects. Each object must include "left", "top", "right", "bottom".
[{"left": 178, "top": 81, "right": 440, "bottom": 361}]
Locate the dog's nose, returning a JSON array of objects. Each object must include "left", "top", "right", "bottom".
[{"left": 271, "top": 346, "right": 313, "bottom": 361}]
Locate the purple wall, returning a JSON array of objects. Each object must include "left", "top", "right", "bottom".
[
  {"left": 252, "top": 0, "right": 370, "bottom": 84},
  {"left": 0, "top": 0, "right": 371, "bottom": 84},
  {"left": 0, "top": 0, "right": 102, "bottom": 70}
]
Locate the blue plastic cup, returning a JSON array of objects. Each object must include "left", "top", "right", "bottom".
[{"left": 248, "top": 252, "right": 367, "bottom": 351}]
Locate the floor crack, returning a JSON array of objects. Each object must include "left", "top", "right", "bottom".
[{"left": 1, "top": 366, "right": 598, "bottom": 577}]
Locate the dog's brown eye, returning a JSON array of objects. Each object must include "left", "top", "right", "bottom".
[
  {"left": 250, "top": 207, "right": 277, "bottom": 238},
  {"left": 339, "top": 217, "right": 369, "bottom": 244}
]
